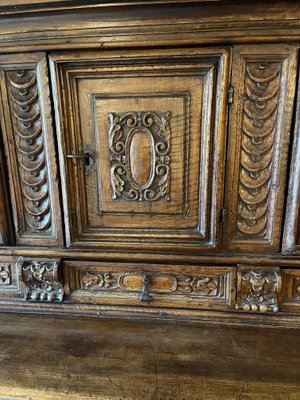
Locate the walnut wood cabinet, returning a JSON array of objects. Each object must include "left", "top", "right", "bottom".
[{"left": 1, "top": 1, "right": 300, "bottom": 327}]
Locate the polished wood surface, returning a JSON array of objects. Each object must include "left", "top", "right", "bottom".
[
  {"left": 50, "top": 47, "right": 229, "bottom": 251},
  {"left": 0, "top": 312, "right": 300, "bottom": 399},
  {"left": 1, "top": 0, "right": 300, "bottom": 326},
  {"left": 224, "top": 44, "right": 297, "bottom": 253}
]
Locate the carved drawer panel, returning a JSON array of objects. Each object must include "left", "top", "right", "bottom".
[
  {"left": 64, "top": 261, "right": 235, "bottom": 310},
  {"left": 0, "top": 53, "right": 63, "bottom": 246},
  {"left": 50, "top": 48, "right": 230, "bottom": 251},
  {"left": 0, "top": 256, "right": 22, "bottom": 299},
  {"left": 279, "top": 269, "right": 300, "bottom": 313},
  {"left": 224, "top": 44, "right": 297, "bottom": 253}
]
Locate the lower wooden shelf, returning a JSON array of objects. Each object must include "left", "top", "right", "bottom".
[{"left": 0, "top": 312, "right": 300, "bottom": 399}]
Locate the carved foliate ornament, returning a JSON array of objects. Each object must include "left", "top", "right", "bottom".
[
  {"left": 20, "top": 258, "right": 64, "bottom": 302},
  {"left": 0, "top": 264, "right": 11, "bottom": 285},
  {"left": 236, "top": 266, "right": 281, "bottom": 313},
  {"left": 109, "top": 111, "right": 171, "bottom": 202},
  {"left": 80, "top": 270, "right": 219, "bottom": 297}
]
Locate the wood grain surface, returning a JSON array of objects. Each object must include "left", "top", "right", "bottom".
[{"left": 0, "top": 312, "right": 300, "bottom": 399}]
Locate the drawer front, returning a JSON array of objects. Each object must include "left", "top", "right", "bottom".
[
  {"left": 64, "top": 261, "right": 235, "bottom": 310},
  {"left": 50, "top": 47, "right": 230, "bottom": 251},
  {"left": 279, "top": 269, "right": 300, "bottom": 312},
  {"left": 0, "top": 256, "right": 21, "bottom": 299}
]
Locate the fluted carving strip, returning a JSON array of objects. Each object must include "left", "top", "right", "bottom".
[
  {"left": 6, "top": 68, "right": 52, "bottom": 234},
  {"left": 236, "top": 62, "right": 282, "bottom": 238}
]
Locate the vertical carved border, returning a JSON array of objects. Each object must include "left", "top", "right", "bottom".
[
  {"left": 224, "top": 45, "right": 297, "bottom": 252},
  {"left": 0, "top": 53, "right": 63, "bottom": 246}
]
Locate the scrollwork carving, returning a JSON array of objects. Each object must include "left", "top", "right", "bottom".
[
  {"left": 80, "top": 270, "right": 219, "bottom": 297},
  {"left": 109, "top": 111, "right": 171, "bottom": 202},
  {"left": 174, "top": 275, "right": 218, "bottom": 295},
  {"left": 20, "top": 258, "right": 64, "bottom": 302},
  {"left": 236, "top": 62, "right": 281, "bottom": 238}
]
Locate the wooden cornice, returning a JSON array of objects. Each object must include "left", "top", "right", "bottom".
[{"left": 0, "top": 1, "right": 299, "bottom": 52}]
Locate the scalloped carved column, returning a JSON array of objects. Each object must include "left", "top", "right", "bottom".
[
  {"left": 224, "top": 44, "right": 297, "bottom": 253},
  {"left": 0, "top": 53, "right": 62, "bottom": 246}
]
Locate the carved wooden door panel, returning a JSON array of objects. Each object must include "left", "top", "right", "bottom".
[
  {"left": 50, "top": 48, "right": 230, "bottom": 251},
  {"left": 0, "top": 53, "right": 63, "bottom": 246},
  {"left": 223, "top": 44, "right": 297, "bottom": 253}
]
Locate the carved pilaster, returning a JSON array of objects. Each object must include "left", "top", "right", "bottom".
[
  {"left": 224, "top": 45, "right": 297, "bottom": 252},
  {"left": 0, "top": 53, "right": 63, "bottom": 246},
  {"left": 236, "top": 266, "right": 281, "bottom": 313},
  {"left": 19, "top": 258, "right": 64, "bottom": 302}
]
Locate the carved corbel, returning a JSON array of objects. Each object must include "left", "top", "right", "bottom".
[
  {"left": 19, "top": 257, "right": 64, "bottom": 302},
  {"left": 235, "top": 266, "right": 281, "bottom": 313}
]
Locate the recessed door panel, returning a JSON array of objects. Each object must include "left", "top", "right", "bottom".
[{"left": 50, "top": 48, "right": 230, "bottom": 251}]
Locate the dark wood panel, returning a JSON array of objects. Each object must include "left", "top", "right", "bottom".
[
  {"left": 0, "top": 144, "right": 12, "bottom": 245},
  {"left": 0, "top": 313, "right": 300, "bottom": 399},
  {"left": 223, "top": 44, "right": 298, "bottom": 253},
  {"left": 279, "top": 269, "right": 300, "bottom": 312},
  {"left": 0, "top": 53, "right": 63, "bottom": 246},
  {"left": 0, "top": 256, "right": 22, "bottom": 300},
  {"left": 282, "top": 68, "right": 300, "bottom": 254},
  {"left": 50, "top": 47, "right": 230, "bottom": 252},
  {"left": 0, "top": 2, "right": 300, "bottom": 52}
]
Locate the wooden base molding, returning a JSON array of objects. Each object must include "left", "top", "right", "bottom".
[{"left": 0, "top": 257, "right": 299, "bottom": 326}]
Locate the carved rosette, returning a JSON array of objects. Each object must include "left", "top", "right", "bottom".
[
  {"left": 0, "top": 264, "right": 11, "bottom": 285},
  {"left": 109, "top": 111, "right": 171, "bottom": 202},
  {"left": 236, "top": 266, "right": 281, "bottom": 313},
  {"left": 6, "top": 69, "right": 52, "bottom": 234},
  {"left": 236, "top": 62, "right": 281, "bottom": 238},
  {"left": 20, "top": 258, "right": 64, "bottom": 302}
]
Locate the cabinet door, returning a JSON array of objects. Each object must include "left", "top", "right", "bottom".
[
  {"left": 223, "top": 44, "right": 297, "bottom": 253},
  {"left": 0, "top": 53, "right": 63, "bottom": 246},
  {"left": 50, "top": 48, "right": 230, "bottom": 251}
]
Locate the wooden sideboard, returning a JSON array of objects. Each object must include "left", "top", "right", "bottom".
[{"left": 1, "top": 0, "right": 300, "bottom": 327}]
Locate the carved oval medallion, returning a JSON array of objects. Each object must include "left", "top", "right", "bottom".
[{"left": 126, "top": 128, "right": 155, "bottom": 189}]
